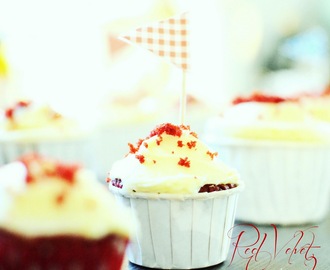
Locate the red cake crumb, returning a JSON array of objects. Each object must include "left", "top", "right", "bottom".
[
  {"left": 135, "top": 155, "right": 145, "bottom": 164},
  {"left": 187, "top": 141, "right": 197, "bottom": 149},
  {"left": 206, "top": 151, "right": 218, "bottom": 160},
  {"left": 178, "top": 157, "right": 190, "bottom": 168},
  {"left": 149, "top": 123, "right": 184, "bottom": 138},
  {"left": 5, "top": 100, "right": 31, "bottom": 120},
  {"left": 156, "top": 136, "right": 163, "bottom": 146},
  {"left": 18, "top": 153, "right": 80, "bottom": 184},
  {"left": 127, "top": 123, "right": 195, "bottom": 155},
  {"left": 55, "top": 163, "right": 80, "bottom": 184},
  {"left": 232, "top": 92, "right": 292, "bottom": 105},
  {"left": 177, "top": 140, "right": 184, "bottom": 147},
  {"left": 189, "top": 131, "right": 198, "bottom": 138},
  {"left": 55, "top": 192, "right": 66, "bottom": 205}
]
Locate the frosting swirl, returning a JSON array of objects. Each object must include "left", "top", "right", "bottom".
[{"left": 108, "top": 123, "right": 239, "bottom": 194}]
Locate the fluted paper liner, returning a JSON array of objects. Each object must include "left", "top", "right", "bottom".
[
  {"left": 110, "top": 185, "right": 243, "bottom": 269},
  {"left": 208, "top": 139, "right": 330, "bottom": 225}
]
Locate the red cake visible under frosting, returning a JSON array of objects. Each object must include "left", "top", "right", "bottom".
[
  {"left": 0, "top": 229, "right": 128, "bottom": 270},
  {"left": 0, "top": 154, "right": 132, "bottom": 270}
]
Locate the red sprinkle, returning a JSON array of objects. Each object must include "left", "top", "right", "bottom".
[
  {"left": 232, "top": 92, "right": 292, "bottom": 105},
  {"left": 126, "top": 123, "right": 197, "bottom": 160},
  {"left": 17, "top": 100, "right": 31, "bottom": 107},
  {"left": 178, "top": 157, "right": 190, "bottom": 168},
  {"left": 55, "top": 163, "right": 80, "bottom": 184},
  {"left": 4, "top": 100, "right": 31, "bottom": 120},
  {"left": 189, "top": 131, "right": 198, "bottom": 138},
  {"left": 177, "top": 140, "right": 184, "bottom": 147},
  {"left": 206, "top": 151, "right": 218, "bottom": 160},
  {"left": 55, "top": 193, "right": 66, "bottom": 205},
  {"left": 128, "top": 142, "right": 139, "bottom": 154},
  {"left": 187, "top": 141, "right": 197, "bottom": 149},
  {"left": 4, "top": 108, "right": 14, "bottom": 119},
  {"left": 149, "top": 123, "right": 184, "bottom": 138},
  {"left": 18, "top": 153, "right": 80, "bottom": 184},
  {"left": 156, "top": 136, "right": 163, "bottom": 146},
  {"left": 135, "top": 154, "right": 145, "bottom": 164}
]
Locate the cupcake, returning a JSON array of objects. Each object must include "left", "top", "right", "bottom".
[
  {"left": 107, "top": 123, "right": 244, "bottom": 269},
  {"left": 0, "top": 153, "right": 133, "bottom": 269},
  {"left": 0, "top": 100, "right": 95, "bottom": 168},
  {"left": 203, "top": 92, "right": 330, "bottom": 225}
]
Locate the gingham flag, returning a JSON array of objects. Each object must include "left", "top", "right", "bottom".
[{"left": 119, "top": 12, "right": 189, "bottom": 70}]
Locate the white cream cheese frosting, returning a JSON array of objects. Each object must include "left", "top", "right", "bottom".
[
  {"left": 108, "top": 123, "right": 239, "bottom": 194},
  {"left": 0, "top": 155, "right": 133, "bottom": 239},
  {"left": 204, "top": 98, "right": 330, "bottom": 143},
  {"left": 0, "top": 100, "right": 92, "bottom": 142}
]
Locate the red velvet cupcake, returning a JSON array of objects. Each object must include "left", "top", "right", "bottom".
[{"left": 0, "top": 153, "right": 133, "bottom": 269}]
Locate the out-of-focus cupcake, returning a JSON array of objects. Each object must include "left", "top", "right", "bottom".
[
  {"left": 108, "top": 123, "right": 244, "bottom": 269},
  {"left": 0, "top": 153, "right": 133, "bottom": 269},
  {"left": 0, "top": 100, "right": 95, "bottom": 168},
  {"left": 203, "top": 92, "right": 330, "bottom": 225}
]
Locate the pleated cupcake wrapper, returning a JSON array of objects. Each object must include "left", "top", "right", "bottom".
[
  {"left": 111, "top": 186, "right": 243, "bottom": 269},
  {"left": 0, "top": 140, "right": 94, "bottom": 169},
  {"left": 209, "top": 141, "right": 330, "bottom": 225}
]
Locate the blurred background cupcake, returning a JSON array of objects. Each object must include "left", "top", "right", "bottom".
[
  {"left": 0, "top": 153, "right": 133, "bottom": 269},
  {"left": 0, "top": 99, "right": 96, "bottom": 170},
  {"left": 203, "top": 92, "right": 330, "bottom": 225},
  {"left": 0, "top": 0, "right": 329, "bottom": 229}
]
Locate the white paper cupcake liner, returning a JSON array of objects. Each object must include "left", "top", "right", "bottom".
[
  {"left": 0, "top": 139, "right": 94, "bottom": 169},
  {"left": 110, "top": 185, "right": 243, "bottom": 269},
  {"left": 207, "top": 140, "right": 330, "bottom": 225}
]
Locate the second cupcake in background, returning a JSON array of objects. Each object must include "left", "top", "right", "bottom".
[
  {"left": 107, "top": 123, "right": 244, "bottom": 269},
  {"left": 203, "top": 92, "right": 330, "bottom": 225},
  {"left": 0, "top": 100, "right": 95, "bottom": 169}
]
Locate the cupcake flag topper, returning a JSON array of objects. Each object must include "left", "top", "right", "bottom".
[{"left": 119, "top": 12, "right": 190, "bottom": 125}]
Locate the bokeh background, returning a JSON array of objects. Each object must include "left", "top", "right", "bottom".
[{"left": 1, "top": 0, "right": 330, "bottom": 174}]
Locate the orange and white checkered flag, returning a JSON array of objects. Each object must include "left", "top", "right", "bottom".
[{"left": 119, "top": 12, "right": 189, "bottom": 71}]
